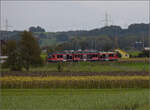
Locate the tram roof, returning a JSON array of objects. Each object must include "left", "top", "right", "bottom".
[{"left": 48, "top": 50, "right": 115, "bottom": 55}]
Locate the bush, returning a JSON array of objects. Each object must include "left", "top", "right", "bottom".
[
  {"left": 1, "top": 62, "right": 8, "bottom": 69},
  {"left": 57, "top": 62, "right": 63, "bottom": 72},
  {"left": 138, "top": 50, "right": 149, "bottom": 57}
]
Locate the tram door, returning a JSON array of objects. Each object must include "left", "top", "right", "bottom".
[
  {"left": 66, "top": 54, "right": 73, "bottom": 61},
  {"left": 63, "top": 54, "right": 67, "bottom": 62},
  {"left": 83, "top": 54, "right": 87, "bottom": 61}
]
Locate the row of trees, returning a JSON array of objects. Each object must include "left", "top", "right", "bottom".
[
  {"left": 0, "top": 23, "right": 149, "bottom": 50},
  {"left": 2, "top": 31, "right": 43, "bottom": 71},
  {"left": 57, "top": 36, "right": 113, "bottom": 51},
  {"left": 40, "top": 23, "right": 149, "bottom": 50},
  {"left": 45, "top": 35, "right": 123, "bottom": 52}
]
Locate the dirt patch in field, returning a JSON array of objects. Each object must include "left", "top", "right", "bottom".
[{"left": 1, "top": 71, "right": 149, "bottom": 77}]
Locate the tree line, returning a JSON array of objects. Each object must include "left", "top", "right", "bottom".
[{"left": 0, "top": 23, "right": 149, "bottom": 51}]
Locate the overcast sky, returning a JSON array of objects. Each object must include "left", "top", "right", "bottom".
[{"left": 1, "top": 1, "right": 149, "bottom": 32}]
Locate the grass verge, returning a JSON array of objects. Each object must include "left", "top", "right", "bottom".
[{"left": 0, "top": 89, "right": 149, "bottom": 110}]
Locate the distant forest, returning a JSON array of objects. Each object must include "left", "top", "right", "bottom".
[{"left": 0, "top": 23, "right": 149, "bottom": 51}]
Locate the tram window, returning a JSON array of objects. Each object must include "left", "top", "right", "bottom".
[
  {"left": 88, "top": 55, "right": 92, "bottom": 59},
  {"left": 57, "top": 55, "right": 63, "bottom": 58},
  {"left": 80, "top": 55, "right": 83, "bottom": 59},
  {"left": 101, "top": 54, "right": 106, "bottom": 58},
  {"left": 75, "top": 54, "right": 83, "bottom": 59},
  {"left": 67, "top": 55, "right": 69, "bottom": 59},
  {"left": 93, "top": 54, "right": 98, "bottom": 57},
  {"left": 52, "top": 55, "right": 55, "bottom": 58},
  {"left": 75, "top": 55, "right": 79, "bottom": 58},
  {"left": 70, "top": 56, "right": 72, "bottom": 59},
  {"left": 109, "top": 54, "right": 114, "bottom": 57},
  {"left": 67, "top": 55, "right": 72, "bottom": 59},
  {"left": 48, "top": 55, "right": 51, "bottom": 58}
]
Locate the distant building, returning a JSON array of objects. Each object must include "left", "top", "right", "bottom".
[
  {"left": 144, "top": 47, "right": 150, "bottom": 51},
  {"left": 134, "top": 41, "right": 144, "bottom": 50},
  {"left": 0, "top": 56, "right": 8, "bottom": 63}
]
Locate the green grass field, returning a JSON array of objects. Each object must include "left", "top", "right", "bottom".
[
  {"left": 1, "top": 89, "right": 149, "bottom": 110},
  {"left": 1, "top": 58, "right": 149, "bottom": 110},
  {"left": 1, "top": 58, "right": 149, "bottom": 72},
  {"left": 128, "top": 51, "right": 141, "bottom": 57},
  {"left": 30, "top": 61, "right": 149, "bottom": 72},
  {"left": 40, "top": 38, "right": 57, "bottom": 47}
]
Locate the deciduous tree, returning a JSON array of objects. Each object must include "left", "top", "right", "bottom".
[{"left": 20, "top": 31, "right": 42, "bottom": 71}]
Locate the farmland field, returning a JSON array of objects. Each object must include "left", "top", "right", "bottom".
[
  {"left": 0, "top": 89, "right": 149, "bottom": 110},
  {"left": 26, "top": 60, "right": 150, "bottom": 72},
  {"left": 1, "top": 60, "right": 149, "bottom": 72},
  {"left": 0, "top": 76, "right": 149, "bottom": 88},
  {"left": 0, "top": 58, "right": 149, "bottom": 110}
]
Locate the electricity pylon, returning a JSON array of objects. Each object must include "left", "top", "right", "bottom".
[
  {"left": 101, "top": 12, "right": 113, "bottom": 27},
  {"left": 4, "top": 18, "right": 12, "bottom": 41}
]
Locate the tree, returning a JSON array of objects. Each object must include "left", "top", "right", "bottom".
[
  {"left": 138, "top": 50, "right": 150, "bottom": 57},
  {"left": 5, "top": 40, "right": 22, "bottom": 71},
  {"left": 95, "top": 36, "right": 113, "bottom": 51},
  {"left": 29, "top": 26, "right": 45, "bottom": 32},
  {"left": 1, "top": 40, "right": 7, "bottom": 56},
  {"left": 79, "top": 40, "right": 89, "bottom": 50},
  {"left": 20, "top": 31, "right": 42, "bottom": 71}
]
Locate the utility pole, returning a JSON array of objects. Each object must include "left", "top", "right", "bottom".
[
  {"left": 142, "top": 33, "right": 145, "bottom": 48},
  {"left": 114, "top": 36, "right": 118, "bottom": 49}
]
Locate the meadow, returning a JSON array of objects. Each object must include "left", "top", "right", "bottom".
[
  {"left": 0, "top": 58, "right": 149, "bottom": 110},
  {"left": 1, "top": 58, "right": 149, "bottom": 72},
  {"left": 31, "top": 60, "right": 149, "bottom": 72},
  {"left": 1, "top": 89, "right": 149, "bottom": 110}
]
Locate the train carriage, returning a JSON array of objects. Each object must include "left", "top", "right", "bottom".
[
  {"left": 87, "top": 53, "right": 99, "bottom": 61},
  {"left": 48, "top": 50, "right": 118, "bottom": 62},
  {"left": 48, "top": 53, "right": 65, "bottom": 62},
  {"left": 73, "top": 51, "right": 87, "bottom": 62},
  {"left": 99, "top": 52, "right": 118, "bottom": 61}
]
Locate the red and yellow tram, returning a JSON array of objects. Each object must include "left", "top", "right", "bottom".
[{"left": 47, "top": 50, "right": 118, "bottom": 62}]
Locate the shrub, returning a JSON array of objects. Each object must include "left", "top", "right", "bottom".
[{"left": 57, "top": 62, "right": 63, "bottom": 72}]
